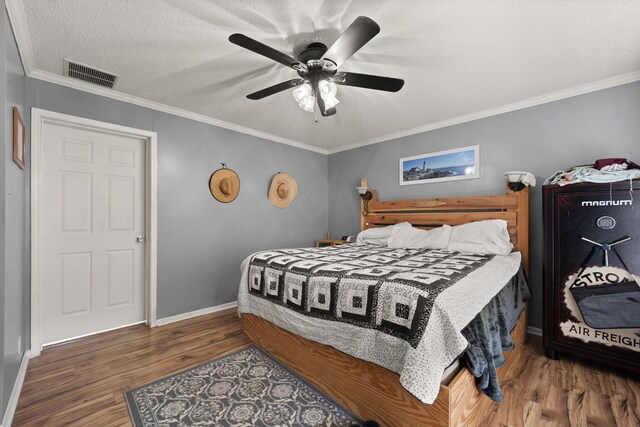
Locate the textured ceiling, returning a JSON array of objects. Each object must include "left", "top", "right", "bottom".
[{"left": 20, "top": 0, "right": 640, "bottom": 152}]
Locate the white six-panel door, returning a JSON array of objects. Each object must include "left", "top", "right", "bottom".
[{"left": 39, "top": 120, "right": 146, "bottom": 345}]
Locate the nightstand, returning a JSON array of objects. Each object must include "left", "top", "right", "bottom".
[{"left": 315, "top": 239, "right": 349, "bottom": 247}]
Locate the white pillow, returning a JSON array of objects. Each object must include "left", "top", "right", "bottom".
[
  {"left": 356, "top": 222, "right": 411, "bottom": 245},
  {"left": 445, "top": 219, "right": 513, "bottom": 255},
  {"left": 388, "top": 225, "right": 452, "bottom": 249}
]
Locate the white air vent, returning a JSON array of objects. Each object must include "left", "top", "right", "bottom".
[{"left": 64, "top": 59, "right": 118, "bottom": 89}]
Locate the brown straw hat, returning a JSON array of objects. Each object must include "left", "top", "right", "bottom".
[
  {"left": 209, "top": 164, "right": 240, "bottom": 203},
  {"left": 268, "top": 172, "right": 297, "bottom": 208}
]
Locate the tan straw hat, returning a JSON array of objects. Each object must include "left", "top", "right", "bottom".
[
  {"left": 268, "top": 172, "right": 297, "bottom": 208},
  {"left": 209, "top": 164, "right": 240, "bottom": 203}
]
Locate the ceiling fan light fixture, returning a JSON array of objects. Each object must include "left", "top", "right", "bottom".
[
  {"left": 292, "top": 82, "right": 312, "bottom": 102},
  {"left": 293, "top": 82, "right": 315, "bottom": 112},
  {"left": 318, "top": 79, "right": 339, "bottom": 112},
  {"left": 320, "top": 93, "right": 339, "bottom": 112},
  {"left": 231, "top": 16, "right": 404, "bottom": 117},
  {"left": 298, "top": 94, "right": 316, "bottom": 112},
  {"left": 318, "top": 79, "right": 337, "bottom": 97}
]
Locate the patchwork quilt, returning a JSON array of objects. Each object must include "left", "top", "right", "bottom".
[{"left": 238, "top": 243, "right": 522, "bottom": 404}]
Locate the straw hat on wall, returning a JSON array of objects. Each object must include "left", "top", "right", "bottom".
[
  {"left": 269, "top": 172, "right": 297, "bottom": 208},
  {"left": 209, "top": 164, "right": 240, "bottom": 203}
]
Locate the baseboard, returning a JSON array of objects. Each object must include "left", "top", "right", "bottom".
[
  {"left": 1, "top": 350, "right": 31, "bottom": 427},
  {"left": 156, "top": 301, "right": 238, "bottom": 326},
  {"left": 527, "top": 326, "right": 542, "bottom": 336}
]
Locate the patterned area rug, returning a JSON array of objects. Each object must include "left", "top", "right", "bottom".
[{"left": 125, "top": 346, "right": 361, "bottom": 426}]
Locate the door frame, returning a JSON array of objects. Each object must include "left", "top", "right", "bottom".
[{"left": 30, "top": 108, "right": 158, "bottom": 356}]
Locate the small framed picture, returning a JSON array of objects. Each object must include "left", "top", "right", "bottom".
[
  {"left": 13, "top": 107, "right": 25, "bottom": 170},
  {"left": 399, "top": 145, "right": 480, "bottom": 185}
]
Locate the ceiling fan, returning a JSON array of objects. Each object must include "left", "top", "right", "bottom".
[{"left": 229, "top": 16, "right": 404, "bottom": 118}]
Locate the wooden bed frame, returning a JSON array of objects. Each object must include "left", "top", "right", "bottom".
[{"left": 243, "top": 180, "right": 530, "bottom": 426}]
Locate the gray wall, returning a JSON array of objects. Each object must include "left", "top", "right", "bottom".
[
  {"left": 328, "top": 81, "right": 640, "bottom": 329},
  {"left": 0, "top": 8, "right": 6, "bottom": 413},
  {"left": 25, "top": 78, "right": 329, "bottom": 319},
  {"left": 152, "top": 112, "right": 327, "bottom": 316},
  {"left": 2, "top": 6, "right": 27, "bottom": 415}
]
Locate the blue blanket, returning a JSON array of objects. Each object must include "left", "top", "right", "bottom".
[{"left": 462, "top": 268, "right": 530, "bottom": 402}]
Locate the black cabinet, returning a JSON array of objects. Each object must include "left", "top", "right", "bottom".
[{"left": 543, "top": 181, "right": 640, "bottom": 374}]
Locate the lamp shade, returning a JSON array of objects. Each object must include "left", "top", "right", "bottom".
[
  {"left": 356, "top": 186, "right": 368, "bottom": 195},
  {"left": 504, "top": 171, "right": 536, "bottom": 187},
  {"left": 293, "top": 83, "right": 315, "bottom": 112},
  {"left": 318, "top": 80, "right": 339, "bottom": 111}
]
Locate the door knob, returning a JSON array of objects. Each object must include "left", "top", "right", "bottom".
[{"left": 136, "top": 236, "right": 144, "bottom": 243}]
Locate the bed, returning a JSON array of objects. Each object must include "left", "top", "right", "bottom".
[{"left": 238, "top": 180, "right": 530, "bottom": 426}]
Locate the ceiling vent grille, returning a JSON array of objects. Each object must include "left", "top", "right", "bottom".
[{"left": 64, "top": 59, "right": 118, "bottom": 89}]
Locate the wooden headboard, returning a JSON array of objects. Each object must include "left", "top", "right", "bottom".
[{"left": 359, "top": 178, "right": 530, "bottom": 274}]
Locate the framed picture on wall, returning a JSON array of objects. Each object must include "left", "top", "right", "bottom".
[
  {"left": 399, "top": 145, "right": 480, "bottom": 185},
  {"left": 13, "top": 107, "right": 26, "bottom": 170}
]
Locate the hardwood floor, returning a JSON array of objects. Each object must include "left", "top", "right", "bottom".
[
  {"left": 481, "top": 336, "right": 639, "bottom": 427},
  {"left": 14, "top": 309, "right": 252, "bottom": 426},
  {"left": 14, "top": 309, "right": 640, "bottom": 426}
]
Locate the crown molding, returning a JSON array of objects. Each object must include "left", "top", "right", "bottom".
[
  {"left": 327, "top": 70, "right": 640, "bottom": 154},
  {"left": 27, "top": 70, "right": 328, "bottom": 154},
  {"left": 25, "top": 67, "right": 640, "bottom": 157},
  {"left": 6, "top": 0, "right": 35, "bottom": 74},
  {"left": 29, "top": 69, "right": 134, "bottom": 102}
]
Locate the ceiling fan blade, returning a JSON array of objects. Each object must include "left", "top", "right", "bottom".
[
  {"left": 246, "top": 79, "right": 305, "bottom": 100},
  {"left": 229, "top": 34, "right": 305, "bottom": 70},
  {"left": 334, "top": 72, "right": 404, "bottom": 92},
  {"left": 323, "top": 16, "right": 380, "bottom": 67}
]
